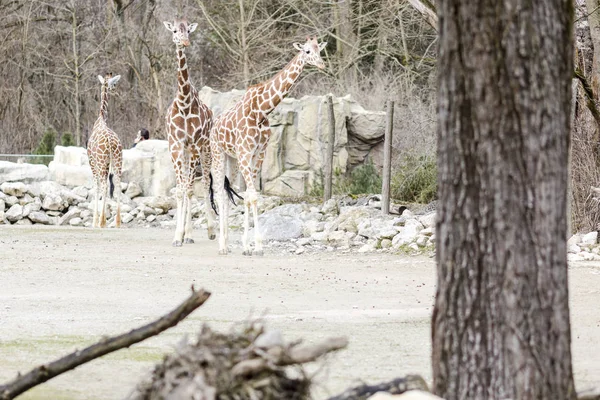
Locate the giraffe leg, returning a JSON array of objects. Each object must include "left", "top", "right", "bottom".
[
  {"left": 112, "top": 173, "right": 122, "bottom": 228},
  {"left": 92, "top": 178, "right": 100, "bottom": 228},
  {"left": 238, "top": 151, "right": 262, "bottom": 256},
  {"left": 200, "top": 150, "right": 216, "bottom": 240},
  {"left": 99, "top": 175, "right": 108, "bottom": 228},
  {"left": 211, "top": 149, "right": 229, "bottom": 255},
  {"left": 172, "top": 185, "right": 185, "bottom": 246},
  {"left": 183, "top": 188, "right": 194, "bottom": 244}
]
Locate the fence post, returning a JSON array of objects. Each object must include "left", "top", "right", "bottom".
[
  {"left": 324, "top": 95, "right": 335, "bottom": 202},
  {"left": 382, "top": 100, "right": 394, "bottom": 215}
]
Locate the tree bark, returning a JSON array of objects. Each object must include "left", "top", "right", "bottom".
[
  {"left": 433, "top": 1, "right": 576, "bottom": 399},
  {"left": 586, "top": 0, "right": 600, "bottom": 92}
]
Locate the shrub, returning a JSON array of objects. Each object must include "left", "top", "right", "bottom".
[{"left": 391, "top": 154, "right": 437, "bottom": 204}]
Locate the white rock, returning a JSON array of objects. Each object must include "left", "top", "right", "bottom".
[
  {"left": 415, "top": 235, "right": 429, "bottom": 247},
  {"left": 380, "top": 239, "right": 392, "bottom": 249},
  {"left": 419, "top": 227, "right": 434, "bottom": 236},
  {"left": 18, "top": 193, "right": 34, "bottom": 205},
  {"left": 0, "top": 181, "right": 28, "bottom": 197},
  {"left": 58, "top": 208, "right": 81, "bottom": 225},
  {"left": 311, "top": 232, "right": 329, "bottom": 242},
  {"left": 15, "top": 218, "right": 32, "bottom": 225},
  {"left": 72, "top": 186, "right": 89, "bottom": 199},
  {"left": 6, "top": 204, "right": 23, "bottom": 222},
  {"left": 567, "top": 234, "right": 581, "bottom": 246},
  {"left": 358, "top": 243, "right": 376, "bottom": 253},
  {"left": 121, "top": 213, "right": 134, "bottom": 224},
  {"left": 80, "top": 210, "right": 92, "bottom": 220},
  {"left": 401, "top": 209, "right": 414, "bottom": 218},
  {"left": 123, "top": 140, "right": 176, "bottom": 197},
  {"left": 581, "top": 231, "right": 598, "bottom": 245},
  {"left": 4, "top": 195, "right": 18, "bottom": 207},
  {"left": 255, "top": 204, "right": 304, "bottom": 241},
  {"left": 408, "top": 243, "right": 420, "bottom": 251},
  {"left": 28, "top": 211, "right": 52, "bottom": 225},
  {"left": 125, "top": 181, "right": 143, "bottom": 198},
  {"left": 0, "top": 199, "right": 4, "bottom": 212},
  {"left": 295, "top": 247, "right": 306, "bottom": 255},
  {"left": 0, "top": 161, "right": 49, "bottom": 183},
  {"left": 42, "top": 193, "right": 68, "bottom": 211},
  {"left": 568, "top": 253, "right": 585, "bottom": 262},
  {"left": 321, "top": 198, "right": 339, "bottom": 215},
  {"left": 392, "top": 219, "right": 425, "bottom": 248},
  {"left": 568, "top": 244, "right": 581, "bottom": 254},
  {"left": 328, "top": 230, "right": 351, "bottom": 247},
  {"left": 69, "top": 217, "right": 83, "bottom": 226},
  {"left": 296, "top": 237, "right": 312, "bottom": 246},
  {"left": 146, "top": 214, "right": 156, "bottom": 222},
  {"left": 418, "top": 212, "right": 436, "bottom": 228},
  {"left": 303, "top": 220, "right": 325, "bottom": 236}
]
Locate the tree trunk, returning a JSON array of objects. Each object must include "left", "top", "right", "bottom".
[
  {"left": 586, "top": 0, "right": 600, "bottom": 92},
  {"left": 433, "top": 1, "right": 576, "bottom": 399}
]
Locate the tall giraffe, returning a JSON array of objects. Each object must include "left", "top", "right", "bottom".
[
  {"left": 164, "top": 19, "right": 215, "bottom": 247},
  {"left": 211, "top": 37, "right": 327, "bottom": 255},
  {"left": 88, "top": 73, "right": 123, "bottom": 228}
]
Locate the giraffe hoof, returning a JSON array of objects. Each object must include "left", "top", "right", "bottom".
[
  {"left": 219, "top": 249, "right": 228, "bottom": 255},
  {"left": 172, "top": 241, "right": 183, "bottom": 247},
  {"left": 242, "top": 249, "right": 252, "bottom": 256},
  {"left": 184, "top": 238, "right": 195, "bottom": 244},
  {"left": 208, "top": 234, "right": 216, "bottom": 240},
  {"left": 253, "top": 249, "right": 264, "bottom": 257}
]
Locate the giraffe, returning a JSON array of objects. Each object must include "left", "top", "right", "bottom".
[
  {"left": 211, "top": 36, "right": 327, "bottom": 255},
  {"left": 164, "top": 19, "right": 215, "bottom": 247},
  {"left": 88, "top": 73, "right": 123, "bottom": 229}
]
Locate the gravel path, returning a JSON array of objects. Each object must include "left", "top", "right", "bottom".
[{"left": 0, "top": 225, "right": 598, "bottom": 399}]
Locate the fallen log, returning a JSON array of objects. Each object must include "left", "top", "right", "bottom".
[{"left": 0, "top": 287, "right": 211, "bottom": 400}]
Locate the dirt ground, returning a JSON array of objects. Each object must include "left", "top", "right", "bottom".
[{"left": 0, "top": 225, "right": 599, "bottom": 400}]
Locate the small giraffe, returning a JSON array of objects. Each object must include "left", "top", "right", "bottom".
[
  {"left": 88, "top": 73, "right": 123, "bottom": 228},
  {"left": 211, "top": 37, "right": 327, "bottom": 255},
  {"left": 164, "top": 19, "right": 215, "bottom": 247}
]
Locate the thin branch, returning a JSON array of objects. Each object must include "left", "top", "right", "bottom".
[
  {"left": 0, "top": 287, "right": 212, "bottom": 400},
  {"left": 325, "top": 375, "right": 429, "bottom": 400},
  {"left": 406, "top": 0, "right": 438, "bottom": 31}
]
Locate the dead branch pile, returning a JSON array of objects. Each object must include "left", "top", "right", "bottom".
[{"left": 132, "top": 323, "right": 348, "bottom": 400}]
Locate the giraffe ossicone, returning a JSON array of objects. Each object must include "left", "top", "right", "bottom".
[
  {"left": 88, "top": 72, "right": 124, "bottom": 229},
  {"left": 210, "top": 36, "right": 327, "bottom": 256}
]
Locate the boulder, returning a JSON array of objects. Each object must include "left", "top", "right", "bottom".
[
  {"left": 417, "top": 212, "right": 436, "bottom": 229},
  {"left": 28, "top": 211, "right": 52, "bottom": 225},
  {"left": 122, "top": 140, "right": 176, "bottom": 197},
  {"left": 58, "top": 208, "right": 81, "bottom": 225},
  {"left": 581, "top": 231, "right": 598, "bottom": 245},
  {"left": 35, "top": 181, "right": 86, "bottom": 205},
  {"left": 69, "top": 217, "right": 83, "bottom": 226},
  {"left": 0, "top": 182, "right": 28, "bottom": 197},
  {"left": 255, "top": 204, "right": 304, "bottom": 241},
  {"left": 0, "top": 199, "right": 4, "bottom": 212},
  {"left": 42, "top": 193, "right": 68, "bottom": 211},
  {"left": 392, "top": 219, "right": 425, "bottom": 248},
  {"left": 125, "top": 181, "right": 143, "bottom": 198},
  {"left": 6, "top": 204, "right": 23, "bottom": 222},
  {"left": 263, "top": 170, "right": 314, "bottom": 197},
  {"left": 0, "top": 161, "right": 49, "bottom": 183},
  {"left": 49, "top": 146, "right": 94, "bottom": 188}
]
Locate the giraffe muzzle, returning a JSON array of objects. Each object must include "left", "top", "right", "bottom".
[{"left": 181, "top": 40, "right": 190, "bottom": 47}]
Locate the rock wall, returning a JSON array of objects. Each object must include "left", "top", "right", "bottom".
[{"left": 197, "top": 87, "right": 386, "bottom": 196}]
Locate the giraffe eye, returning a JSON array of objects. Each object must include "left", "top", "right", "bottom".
[{"left": 305, "top": 49, "right": 310, "bottom": 54}]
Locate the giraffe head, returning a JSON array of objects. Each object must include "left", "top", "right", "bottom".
[
  {"left": 97, "top": 73, "right": 121, "bottom": 90},
  {"left": 293, "top": 36, "right": 327, "bottom": 70},
  {"left": 163, "top": 20, "right": 197, "bottom": 48}
]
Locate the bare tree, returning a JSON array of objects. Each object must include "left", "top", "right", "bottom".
[{"left": 433, "top": 1, "right": 576, "bottom": 399}]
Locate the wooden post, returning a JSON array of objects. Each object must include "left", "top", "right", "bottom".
[
  {"left": 324, "top": 95, "right": 335, "bottom": 201},
  {"left": 382, "top": 100, "right": 394, "bottom": 215}
]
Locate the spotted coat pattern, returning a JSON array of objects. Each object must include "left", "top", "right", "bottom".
[
  {"left": 164, "top": 20, "right": 215, "bottom": 246},
  {"left": 88, "top": 73, "right": 123, "bottom": 228},
  {"left": 210, "top": 37, "right": 327, "bottom": 255}
]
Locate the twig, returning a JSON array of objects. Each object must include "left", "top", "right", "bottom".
[
  {"left": 0, "top": 287, "right": 211, "bottom": 400},
  {"left": 325, "top": 375, "right": 429, "bottom": 400}
]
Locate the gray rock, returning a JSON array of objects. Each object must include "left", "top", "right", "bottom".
[
  {"left": 1, "top": 181, "right": 28, "bottom": 197},
  {"left": 42, "top": 193, "right": 68, "bottom": 211},
  {"left": 72, "top": 186, "right": 89, "bottom": 199},
  {"left": 0, "top": 199, "right": 4, "bottom": 213},
  {"left": 418, "top": 212, "right": 436, "bottom": 229},
  {"left": 380, "top": 239, "right": 392, "bottom": 249},
  {"left": 4, "top": 195, "right": 18, "bottom": 207},
  {"left": 415, "top": 235, "right": 429, "bottom": 247},
  {"left": 6, "top": 204, "right": 23, "bottom": 222},
  {"left": 28, "top": 211, "right": 52, "bottom": 225},
  {"left": 15, "top": 218, "right": 32, "bottom": 225},
  {"left": 256, "top": 204, "right": 304, "bottom": 241},
  {"left": 321, "top": 199, "right": 339, "bottom": 215},
  {"left": 146, "top": 214, "right": 157, "bottom": 222},
  {"left": 80, "top": 210, "right": 92, "bottom": 220},
  {"left": 303, "top": 220, "right": 325, "bottom": 236},
  {"left": 18, "top": 193, "right": 35, "bottom": 205}
]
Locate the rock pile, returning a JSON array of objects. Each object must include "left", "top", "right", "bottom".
[{"left": 0, "top": 177, "right": 436, "bottom": 254}]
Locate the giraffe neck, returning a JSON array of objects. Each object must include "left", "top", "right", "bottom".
[
  {"left": 258, "top": 53, "right": 305, "bottom": 115},
  {"left": 176, "top": 48, "right": 193, "bottom": 107},
  {"left": 99, "top": 85, "right": 109, "bottom": 121}
]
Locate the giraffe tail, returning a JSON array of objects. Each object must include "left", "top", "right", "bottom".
[
  {"left": 209, "top": 172, "right": 218, "bottom": 215},
  {"left": 108, "top": 173, "right": 115, "bottom": 199},
  {"left": 224, "top": 176, "right": 243, "bottom": 205}
]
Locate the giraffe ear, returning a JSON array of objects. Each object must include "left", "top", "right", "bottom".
[
  {"left": 163, "top": 21, "right": 174, "bottom": 31},
  {"left": 293, "top": 42, "right": 304, "bottom": 51},
  {"left": 108, "top": 75, "right": 121, "bottom": 86},
  {"left": 187, "top": 23, "right": 198, "bottom": 33},
  {"left": 97, "top": 75, "right": 105, "bottom": 84},
  {"left": 318, "top": 42, "right": 328, "bottom": 51}
]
